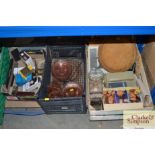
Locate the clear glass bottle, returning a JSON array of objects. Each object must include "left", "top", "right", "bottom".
[
  {"left": 89, "top": 68, "right": 104, "bottom": 94},
  {"left": 89, "top": 68, "right": 104, "bottom": 110}
]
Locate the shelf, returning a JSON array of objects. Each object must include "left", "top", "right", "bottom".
[{"left": 0, "top": 26, "right": 155, "bottom": 38}]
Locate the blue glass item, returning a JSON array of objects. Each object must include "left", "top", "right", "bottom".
[
  {"left": 124, "top": 90, "right": 130, "bottom": 103},
  {"left": 114, "top": 91, "right": 119, "bottom": 104}
]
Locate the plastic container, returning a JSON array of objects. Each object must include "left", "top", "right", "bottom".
[
  {"left": 0, "top": 47, "right": 10, "bottom": 125},
  {"left": 38, "top": 45, "right": 87, "bottom": 114},
  {"left": 0, "top": 94, "right": 6, "bottom": 125},
  {"left": 0, "top": 47, "right": 11, "bottom": 87}
]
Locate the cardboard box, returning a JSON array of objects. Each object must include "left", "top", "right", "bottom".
[
  {"left": 1, "top": 47, "right": 46, "bottom": 108},
  {"left": 142, "top": 42, "right": 155, "bottom": 90},
  {"left": 87, "top": 44, "right": 153, "bottom": 120},
  {"left": 6, "top": 100, "right": 40, "bottom": 108}
]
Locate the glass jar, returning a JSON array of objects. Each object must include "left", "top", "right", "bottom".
[{"left": 89, "top": 68, "right": 104, "bottom": 94}]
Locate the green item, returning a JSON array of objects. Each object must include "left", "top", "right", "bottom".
[
  {"left": 0, "top": 94, "right": 6, "bottom": 125},
  {"left": 0, "top": 47, "right": 11, "bottom": 125},
  {"left": 0, "top": 47, "right": 11, "bottom": 86}
]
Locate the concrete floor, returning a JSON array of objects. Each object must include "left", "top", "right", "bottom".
[{"left": 0, "top": 108, "right": 122, "bottom": 129}]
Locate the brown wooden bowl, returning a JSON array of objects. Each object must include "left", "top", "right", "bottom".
[
  {"left": 52, "top": 60, "right": 72, "bottom": 81},
  {"left": 47, "top": 81, "right": 62, "bottom": 98},
  {"left": 63, "top": 82, "right": 83, "bottom": 97}
]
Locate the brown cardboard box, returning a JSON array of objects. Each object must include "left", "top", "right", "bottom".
[
  {"left": 6, "top": 101, "right": 40, "bottom": 108},
  {"left": 142, "top": 42, "right": 155, "bottom": 90},
  {"left": 87, "top": 44, "right": 154, "bottom": 120},
  {"left": 4, "top": 48, "right": 46, "bottom": 107}
]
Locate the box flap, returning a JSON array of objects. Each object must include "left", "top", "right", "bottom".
[{"left": 142, "top": 42, "right": 155, "bottom": 89}]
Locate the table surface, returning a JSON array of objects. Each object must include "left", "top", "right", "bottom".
[{"left": 0, "top": 108, "right": 123, "bottom": 129}]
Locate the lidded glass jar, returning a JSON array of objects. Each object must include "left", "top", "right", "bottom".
[{"left": 89, "top": 68, "right": 104, "bottom": 94}]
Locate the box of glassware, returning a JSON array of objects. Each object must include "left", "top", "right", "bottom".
[
  {"left": 1, "top": 47, "right": 46, "bottom": 104},
  {"left": 86, "top": 43, "right": 154, "bottom": 121}
]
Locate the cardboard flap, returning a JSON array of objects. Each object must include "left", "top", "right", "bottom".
[{"left": 142, "top": 42, "right": 155, "bottom": 88}]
